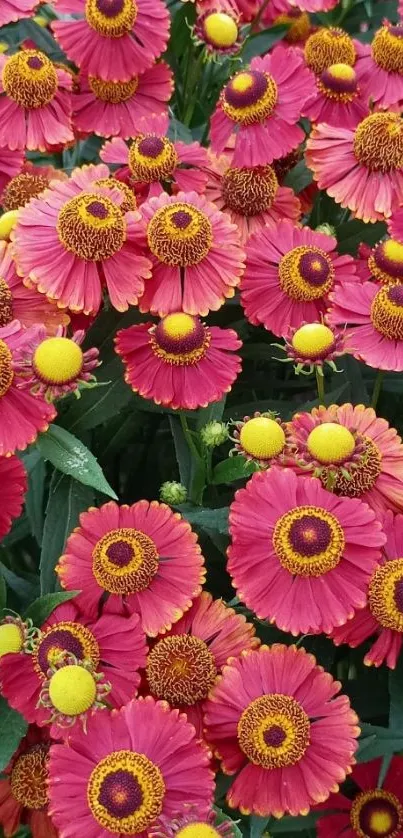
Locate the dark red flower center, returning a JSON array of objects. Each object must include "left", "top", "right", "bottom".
[
  {"left": 137, "top": 136, "right": 165, "bottom": 158},
  {"left": 320, "top": 64, "right": 357, "bottom": 94},
  {"left": 288, "top": 515, "right": 332, "bottom": 557},
  {"left": 34, "top": 622, "right": 100, "bottom": 677},
  {"left": 27, "top": 55, "right": 44, "bottom": 70},
  {"left": 387, "top": 284, "right": 403, "bottom": 307},
  {"left": 389, "top": 24, "right": 403, "bottom": 37},
  {"left": 106, "top": 539, "right": 135, "bottom": 567},
  {"left": 87, "top": 200, "right": 110, "bottom": 219},
  {"left": 358, "top": 798, "right": 400, "bottom": 838},
  {"left": 37, "top": 629, "right": 85, "bottom": 673},
  {"left": 373, "top": 241, "right": 403, "bottom": 280},
  {"left": 263, "top": 725, "right": 287, "bottom": 747},
  {"left": 96, "top": 0, "right": 125, "bottom": 16},
  {"left": 171, "top": 210, "right": 193, "bottom": 230},
  {"left": 154, "top": 314, "right": 206, "bottom": 355},
  {"left": 225, "top": 70, "right": 268, "bottom": 108},
  {"left": 299, "top": 251, "right": 331, "bottom": 287},
  {"left": 394, "top": 578, "right": 403, "bottom": 614},
  {"left": 99, "top": 770, "right": 143, "bottom": 817}
]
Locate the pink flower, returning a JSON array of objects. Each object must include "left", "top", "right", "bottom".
[
  {"left": 355, "top": 23, "right": 403, "bottom": 109},
  {"left": 101, "top": 130, "right": 209, "bottom": 197},
  {"left": 1, "top": 162, "right": 67, "bottom": 211},
  {"left": 302, "top": 63, "right": 369, "bottom": 129},
  {"left": 210, "top": 44, "right": 315, "bottom": 166},
  {"left": 15, "top": 327, "right": 100, "bottom": 401},
  {"left": 0, "top": 50, "right": 74, "bottom": 152},
  {"left": 115, "top": 312, "right": 242, "bottom": 410},
  {"left": 134, "top": 190, "right": 245, "bottom": 317},
  {"left": 0, "top": 320, "right": 55, "bottom": 457},
  {"left": 0, "top": 148, "right": 23, "bottom": 195},
  {"left": 12, "top": 163, "right": 152, "bottom": 315},
  {"left": 303, "top": 27, "right": 358, "bottom": 76},
  {"left": 204, "top": 644, "right": 360, "bottom": 817},
  {"left": 150, "top": 805, "right": 237, "bottom": 838},
  {"left": 288, "top": 0, "right": 337, "bottom": 10},
  {"left": 0, "top": 242, "right": 69, "bottom": 335},
  {"left": 0, "top": 0, "right": 38, "bottom": 26},
  {"left": 331, "top": 510, "right": 403, "bottom": 669},
  {"left": 0, "top": 726, "right": 57, "bottom": 838},
  {"left": 52, "top": 0, "right": 170, "bottom": 80},
  {"left": 56, "top": 500, "right": 205, "bottom": 637},
  {"left": 205, "top": 152, "right": 301, "bottom": 244},
  {"left": 0, "top": 599, "right": 147, "bottom": 739},
  {"left": 241, "top": 219, "right": 356, "bottom": 337},
  {"left": 145, "top": 591, "right": 258, "bottom": 737},
  {"left": 0, "top": 456, "right": 26, "bottom": 541},
  {"left": 355, "top": 237, "right": 403, "bottom": 285},
  {"left": 73, "top": 63, "right": 173, "bottom": 139},
  {"left": 48, "top": 697, "right": 214, "bottom": 838},
  {"left": 306, "top": 112, "right": 403, "bottom": 222}
]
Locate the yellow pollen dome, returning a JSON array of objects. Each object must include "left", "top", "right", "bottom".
[
  {"left": 383, "top": 238, "right": 403, "bottom": 263},
  {"left": 177, "top": 826, "right": 221, "bottom": 838},
  {"left": 307, "top": 423, "right": 356, "bottom": 464},
  {"left": 369, "top": 811, "right": 394, "bottom": 833},
  {"left": 231, "top": 71, "right": 254, "bottom": 93},
  {"left": 33, "top": 337, "right": 84, "bottom": 385},
  {"left": 240, "top": 416, "right": 286, "bottom": 459},
  {"left": 203, "top": 12, "right": 238, "bottom": 48},
  {"left": 0, "top": 623, "right": 23, "bottom": 657},
  {"left": 327, "top": 62, "right": 356, "bottom": 81},
  {"left": 0, "top": 210, "right": 19, "bottom": 241},
  {"left": 291, "top": 323, "right": 334, "bottom": 358},
  {"left": 48, "top": 665, "right": 97, "bottom": 716},
  {"left": 162, "top": 312, "right": 195, "bottom": 340}
]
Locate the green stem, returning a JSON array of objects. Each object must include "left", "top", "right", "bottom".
[
  {"left": 183, "top": 50, "right": 205, "bottom": 126},
  {"left": 315, "top": 368, "right": 325, "bottom": 406},
  {"left": 371, "top": 370, "right": 384, "bottom": 411},
  {"left": 180, "top": 413, "right": 202, "bottom": 463}
]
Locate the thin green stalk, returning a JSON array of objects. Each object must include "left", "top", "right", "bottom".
[
  {"left": 371, "top": 370, "right": 384, "bottom": 410},
  {"left": 183, "top": 50, "right": 205, "bottom": 126},
  {"left": 180, "top": 413, "right": 202, "bottom": 463},
  {"left": 315, "top": 368, "right": 325, "bottom": 406}
]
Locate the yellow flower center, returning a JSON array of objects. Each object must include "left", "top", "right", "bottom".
[
  {"left": 274, "top": 10, "right": 310, "bottom": 43},
  {"left": 2, "top": 50, "right": 58, "bottom": 109},
  {"left": 147, "top": 202, "right": 213, "bottom": 266},
  {"left": 85, "top": 0, "right": 137, "bottom": 38},
  {"left": 203, "top": 12, "right": 239, "bottom": 48},
  {"left": 239, "top": 416, "right": 286, "bottom": 460},
  {"left": 48, "top": 664, "right": 97, "bottom": 715},
  {"left": 87, "top": 750, "right": 165, "bottom": 834},
  {"left": 0, "top": 278, "right": 13, "bottom": 327},
  {"left": 0, "top": 338, "right": 14, "bottom": 398},
  {"left": 371, "top": 284, "right": 403, "bottom": 340},
  {"left": 57, "top": 193, "right": 126, "bottom": 261},
  {"left": 0, "top": 210, "right": 19, "bottom": 241},
  {"left": 237, "top": 694, "right": 310, "bottom": 768},
  {"left": 33, "top": 337, "right": 84, "bottom": 385},
  {"left": 291, "top": 323, "right": 335, "bottom": 359},
  {"left": 32, "top": 620, "right": 100, "bottom": 677},
  {"left": 222, "top": 165, "right": 278, "bottom": 216},
  {"left": 10, "top": 746, "right": 49, "bottom": 810},
  {"left": 222, "top": 70, "right": 278, "bottom": 124},
  {"left": 368, "top": 238, "right": 403, "bottom": 284},
  {"left": 307, "top": 422, "right": 356, "bottom": 464},
  {"left": 88, "top": 75, "right": 138, "bottom": 103},
  {"left": 95, "top": 177, "right": 137, "bottom": 212},
  {"left": 353, "top": 112, "right": 403, "bottom": 173},
  {"left": 146, "top": 634, "right": 217, "bottom": 705},
  {"left": 372, "top": 25, "right": 403, "bottom": 74},
  {"left": 2, "top": 172, "right": 50, "bottom": 211},
  {"left": 278, "top": 245, "right": 334, "bottom": 301},
  {"left": 304, "top": 27, "right": 356, "bottom": 75},
  {"left": 350, "top": 789, "right": 403, "bottom": 838},
  {"left": 273, "top": 506, "right": 345, "bottom": 576},
  {"left": 0, "top": 623, "right": 23, "bottom": 657},
  {"left": 128, "top": 135, "right": 179, "bottom": 183},
  {"left": 368, "top": 558, "right": 403, "bottom": 633},
  {"left": 319, "top": 62, "right": 358, "bottom": 100},
  {"left": 151, "top": 313, "right": 210, "bottom": 366},
  {"left": 177, "top": 827, "right": 221, "bottom": 838},
  {"left": 92, "top": 527, "right": 159, "bottom": 594}
]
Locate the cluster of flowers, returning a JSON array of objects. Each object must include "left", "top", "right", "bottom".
[{"left": 2, "top": 0, "right": 403, "bottom": 836}]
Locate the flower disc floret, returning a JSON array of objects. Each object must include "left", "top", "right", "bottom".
[
  {"left": 87, "top": 750, "right": 165, "bottom": 834},
  {"left": 151, "top": 313, "right": 211, "bottom": 365},
  {"left": 203, "top": 12, "right": 239, "bottom": 48},
  {"left": 239, "top": 416, "right": 286, "bottom": 459},
  {"left": 278, "top": 245, "right": 334, "bottom": 301},
  {"left": 57, "top": 193, "right": 126, "bottom": 261},
  {"left": 0, "top": 338, "right": 14, "bottom": 397},
  {"left": 0, "top": 279, "right": 13, "bottom": 327},
  {"left": 368, "top": 558, "right": 403, "bottom": 633},
  {"left": 10, "top": 746, "right": 49, "bottom": 809},
  {"left": 33, "top": 620, "right": 100, "bottom": 676},
  {"left": 273, "top": 506, "right": 345, "bottom": 576},
  {"left": 146, "top": 635, "right": 217, "bottom": 705},
  {"left": 237, "top": 693, "right": 310, "bottom": 769},
  {"left": 353, "top": 113, "right": 403, "bottom": 173},
  {"left": 147, "top": 202, "right": 213, "bottom": 266},
  {"left": 222, "top": 165, "right": 278, "bottom": 216},
  {"left": 33, "top": 337, "right": 84, "bottom": 385},
  {"left": 2, "top": 50, "right": 57, "bottom": 109},
  {"left": 88, "top": 75, "right": 139, "bottom": 103},
  {"left": 222, "top": 70, "right": 278, "bottom": 125},
  {"left": 2, "top": 171, "right": 50, "bottom": 211},
  {"left": 304, "top": 27, "right": 356, "bottom": 74},
  {"left": 350, "top": 789, "right": 403, "bottom": 838},
  {"left": 370, "top": 285, "right": 403, "bottom": 340},
  {"left": 128, "top": 136, "right": 179, "bottom": 182},
  {"left": 372, "top": 25, "right": 403, "bottom": 74},
  {"left": 319, "top": 62, "right": 358, "bottom": 100},
  {"left": 291, "top": 323, "right": 335, "bottom": 359},
  {"left": 85, "top": 0, "right": 138, "bottom": 37},
  {"left": 95, "top": 176, "right": 137, "bottom": 212},
  {"left": 92, "top": 526, "right": 159, "bottom": 594},
  {"left": 48, "top": 664, "right": 97, "bottom": 716}
]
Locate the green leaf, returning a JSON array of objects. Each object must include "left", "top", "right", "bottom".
[
  {"left": 63, "top": 357, "right": 135, "bottom": 433},
  {"left": 24, "top": 591, "right": 80, "bottom": 627},
  {"left": 0, "top": 576, "right": 7, "bottom": 613},
  {"left": 37, "top": 425, "right": 117, "bottom": 499},
  {"left": 179, "top": 505, "right": 229, "bottom": 535},
  {"left": 336, "top": 219, "right": 386, "bottom": 255},
  {"left": 241, "top": 24, "right": 288, "bottom": 61},
  {"left": 18, "top": 18, "right": 66, "bottom": 61},
  {"left": 284, "top": 160, "right": 313, "bottom": 194},
  {"left": 0, "top": 565, "right": 39, "bottom": 604},
  {"left": 389, "top": 652, "right": 403, "bottom": 729},
  {"left": 169, "top": 415, "right": 206, "bottom": 505},
  {"left": 358, "top": 724, "right": 403, "bottom": 761},
  {"left": 0, "top": 697, "right": 28, "bottom": 773},
  {"left": 212, "top": 457, "right": 259, "bottom": 485},
  {"left": 25, "top": 455, "right": 46, "bottom": 545},
  {"left": 40, "top": 471, "right": 94, "bottom": 594},
  {"left": 250, "top": 815, "right": 271, "bottom": 838},
  {"left": 269, "top": 812, "right": 325, "bottom": 833}
]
